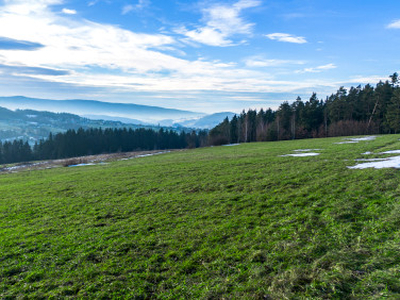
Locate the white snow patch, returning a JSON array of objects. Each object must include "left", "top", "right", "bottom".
[
  {"left": 380, "top": 150, "right": 400, "bottom": 155},
  {"left": 362, "top": 151, "right": 373, "bottom": 155},
  {"left": 336, "top": 141, "right": 358, "bottom": 144},
  {"left": 222, "top": 143, "right": 240, "bottom": 147},
  {"left": 119, "top": 151, "right": 170, "bottom": 160},
  {"left": 351, "top": 136, "right": 377, "bottom": 141},
  {"left": 293, "top": 149, "right": 322, "bottom": 152},
  {"left": 335, "top": 136, "right": 377, "bottom": 144},
  {"left": 68, "top": 163, "right": 97, "bottom": 167},
  {"left": 281, "top": 153, "right": 320, "bottom": 157},
  {"left": 4, "top": 165, "right": 25, "bottom": 171},
  {"left": 349, "top": 156, "right": 400, "bottom": 169},
  {"left": 355, "top": 158, "right": 389, "bottom": 162}
]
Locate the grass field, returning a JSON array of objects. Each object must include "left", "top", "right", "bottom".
[{"left": 1, "top": 135, "right": 400, "bottom": 298}]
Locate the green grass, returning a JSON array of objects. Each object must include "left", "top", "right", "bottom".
[{"left": 2, "top": 135, "right": 400, "bottom": 298}]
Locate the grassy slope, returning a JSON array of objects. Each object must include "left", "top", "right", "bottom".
[{"left": 1, "top": 135, "right": 400, "bottom": 298}]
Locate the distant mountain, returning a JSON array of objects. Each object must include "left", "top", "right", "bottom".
[
  {"left": 0, "top": 96, "right": 205, "bottom": 123},
  {"left": 83, "top": 114, "right": 148, "bottom": 125},
  {"left": 0, "top": 106, "right": 176, "bottom": 144},
  {"left": 0, "top": 96, "right": 236, "bottom": 129},
  {"left": 174, "top": 112, "right": 236, "bottom": 129}
]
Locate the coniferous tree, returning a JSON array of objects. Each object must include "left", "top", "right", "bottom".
[{"left": 386, "top": 89, "right": 400, "bottom": 133}]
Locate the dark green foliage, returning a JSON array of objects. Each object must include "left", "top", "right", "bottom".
[
  {"left": 386, "top": 89, "right": 400, "bottom": 133},
  {"left": 0, "top": 140, "right": 32, "bottom": 164},
  {"left": 33, "top": 128, "right": 207, "bottom": 160},
  {"left": 209, "top": 74, "right": 400, "bottom": 145},
  {"left": 0, "top": 128, "right": 207, "bottom": 164}
]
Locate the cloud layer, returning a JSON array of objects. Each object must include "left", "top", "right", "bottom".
[
  {"left": 0, "top": 0, "right": 314, "bottom": 96},
  {"left": 265, "top": 33, "right": 307, "bottom": 44},
  {"left": 0, "top": 0, "right": 372, "bottom": 113},
  {"left": 177, "top": 0, "right": 261, "bottom": 46},
  {"left": 296, "top": 63, "right": 337, "bottom": 74},
  {"left": 388, "top": 20, "right": 400, "bottom": 29}
]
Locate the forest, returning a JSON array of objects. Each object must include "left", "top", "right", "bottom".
[
  {"left": 1, "top": 74, "right": 400, "bottom": 165},
  {"left": 209, "top": 73, "right": 400, "bottom": 145},
  {"left": 0, "top": 128, "right": 208, "bottom": 164}
]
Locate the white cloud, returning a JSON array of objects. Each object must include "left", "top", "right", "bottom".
[
  {"left": 178, "top": 0, "right": 261, "bottom": 47},
  {"left": 62, "top": 8, "right": 76, "bottom": 15},
  {"left": 296, "top": 63, "right": 336, "bottom": 74},
  {"left": 265, "top": 33, "right": 307, "bottom": 44},
  {"left": 136, "top": 0, "right": 150, "bottom": 10},
  {"left": 122, "top": 0, "right": 149, "bottom": 15},
  {"left": 0, "top": 1, "right": 177, "bottom": 72},
  {"left": 233, "top": 0, "right": 261, "bottom": 10},
  {"left": 122, "top": 5, "right": 134, "bottom": 15},
  {"left": 347, "top": 75, "right": 388, "bottom": 85},
  {"left": 282, "top": 13, "right": 306, "bottom": 20},
  {"left": 387, "top": 19, "right": 400, "bottom": 29},
  {"left": 0, "top": 0, "right": 270, "bottom": 94},
  {"left": 0, "top": 0, "right": 348, "bottom": 105},
  {"left": 245, "top": 56, "right": 305, "bottom": 67}
]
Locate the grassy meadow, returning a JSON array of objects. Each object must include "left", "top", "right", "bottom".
[{"left": 1, "top": 135, "right": 400, "bottom": 298}]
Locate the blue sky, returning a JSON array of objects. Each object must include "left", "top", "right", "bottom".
[{"left": 0, "top": 0, "right": 399, "bottom": 113}]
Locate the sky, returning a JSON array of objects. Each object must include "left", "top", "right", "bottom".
[{"left": 0, "top": 0, "right": 399, "bottom": 113}]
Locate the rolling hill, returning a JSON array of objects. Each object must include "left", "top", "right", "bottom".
[
  {"left": 1, "top": 135, "right": 400, "bottom": 298},
  {"left": 0, "top": 96, "right": 205, "bottom": 124},
  {"left": 0, "top": 106, "right": 176, "bottom": 143}
]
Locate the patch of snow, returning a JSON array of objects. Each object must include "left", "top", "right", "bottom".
[
  {"left": 119, "top": 151, "right": 170, "bottom": 161},
  {"left": 349, "top": 156, "right": 400, "bottom": 169},
  {"left": 335, "top": 136, "right": 377, "bottom": 144},
  {"left": 355, "top": 158, "right": 389, "bottom": 162},
  {"left": 351, "top": 136, "right": 377, "bottom": 141},
  {"left": 280, "top": 153, "right": 320, "bottom": 157},
  {"left": 335, "top": 141, "right": 358, "bottom": 145},
  {"left": 4, "top": 166, "right": 25, "bottom": 171},
  {"left": 136, "top": 151, "right": 170, "bottom": 158},
  {"left": 362, "top": 151, "right": 373, "bottom": 155},
  {"left": 68, "top": 162, "right": 109, "bottom": 167},
  {"left": 380, "top": 150, "right": 400, "bottom": 155},
  {"left": 293, "top": 149, "right": 322, "bottom": 152},
  {"left": 222, "top": 143, "right": 240, "bottom": 147},
  {"left": 68, "top": 163, "right": 97, "bottom": 167}
]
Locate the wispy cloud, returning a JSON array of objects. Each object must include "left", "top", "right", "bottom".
[
  {"left": 177, "top": 0, "right": 261, "bottom": 47},
  {"left": 0, "top": 36, "right": 44, "bottom": 50},
  {"left": 0, "top": 0, "right": 350, "bottom": 110},
  {"left": 281, "top": 13, "right": 306, "bottom": 20},
  {"left": 0, "top": 64, "right": 70, "bottom": 76},
  {"left": 296, "top": 63, "right": 336, "bottom": 73},
  {"left": 387, "top": 19, "right": 400, "bottom": 29},
  {"left": 88, "top": 1, "right": 99, "bottom": 6},
  {"left": 244, "top": 56, "right": 304, "bottom": 67},
  {"left": 122, "top": 0, "right": 150, "bottom": 15},
  {"left": 62, "top": 8, "right": 77, "bottom": 15},
  {"left": 347, "top": 75, "right": 389, "bottom": 84},
  {"left": 265, "top": 33, "right": 307, "bottom": 44},
  {"left": 122, "top": 5, "right": 134, "bottom": 15},
  {"left": 0, "top": 0, "right": 270, "bottom": 95}
]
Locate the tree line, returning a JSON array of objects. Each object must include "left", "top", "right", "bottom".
[
  {"left": 209, "top": 74, "right": 400, "bottom": 145},
  {"left": 2, "top": 74, "right": 400, "bottom": 164},
  {"left": 0, "top": 128, "right": 208, "bottom": 164}
]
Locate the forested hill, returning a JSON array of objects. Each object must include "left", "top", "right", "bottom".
[
  {"left": 0, "top": 106, "right": 179, "bottom": 143},
  {"left": 209, "top": 73, "right": 400, "bottom": 145}
]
